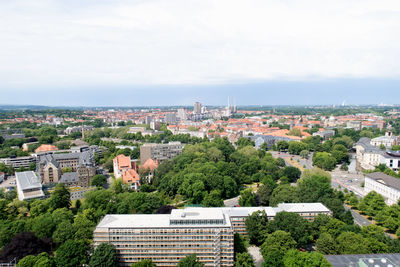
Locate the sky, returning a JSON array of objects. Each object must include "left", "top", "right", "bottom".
[{"left": 0, "top": 0, "right": 400, "bottom": 106}]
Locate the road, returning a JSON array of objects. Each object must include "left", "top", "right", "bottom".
[
  {"left": 345, "top": 206, "right": 371, "bottom": 226},
  {"left": 224, "top": 195, "right": 239, "bottom": 207}
]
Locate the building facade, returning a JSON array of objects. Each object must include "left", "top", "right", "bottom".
[
  {"left": 140, "top": 142, "right": 183, "bottom": 163},
  {"left": 0, "top": 156, "right": 36, "bottom": 169},
  {"left": 94, "top": 203, "right": 331, "bottom": 267},
  {"left": 365, "top": 172, "right": 400, "bottom": 205},
  {"left": 37, "top": 150, "right": 96, "bottom": 187}
]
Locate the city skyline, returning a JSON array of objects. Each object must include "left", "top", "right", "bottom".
[{"left": 1, "top": 0, "right": 400, "bottom": 107}]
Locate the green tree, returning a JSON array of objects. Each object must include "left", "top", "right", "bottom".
[
  {"left": 312, "top": 152, "right": 337, "bottom": 171},
  {"left": 283, "top": 249, "right": 331, "bottom": 267},
  {"left": 176, "top": 254, "right": 204, "bottom": 267},
  {"left": 256, "top": 184, "right": 274, "bottom": 206},
  {"left": 359, "top": 191, "right": 386, "bottom": 217},
  {"left": 245, "top": 211, "right": 269, "bottom": 246},
  {"left": 90, "top": 174, "right": 107, "bottom": 187},
  {"left": 89, "top": 243, "right": 117, "bottom": 267},
  {"left": 52, "top": 221, "right": 75, "bottom": 244},
  {"left": 235, "top": 252, "right": 255, "bottom": 267},
  {"left": 239, "top": 189, "right": 257, "bottom": 207},
  {"left": 261, "top": 231, "right": 296, "bottom": 266},
  {"left": 49, "top": 183, "right": 70, "bottom": 210},
  {"left": 202, "top": 190, "right": 224, "bottom": 207},
  {"left": 316, "top": 233, "right": 337, "bottom": 255},
  {"left": 55, "top": 240, "right": 88, "bottom": 267},
  {"left": 130, "top": 259, "right": 157, "bottom": 267},
  {"left": 234, "top": 233, "right": 247, "bottom": 255},
  {"left": 336, "top": 232, "right": 369, "bottom": 254},
  {"left": 276, "top": 141, "right": 289, "bottom": 151},
  {"left": 269, "top": 184, "right": 299, "bottom": 206}
]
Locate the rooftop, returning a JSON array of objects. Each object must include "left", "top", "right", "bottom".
[
  {"left": 366, "top": 172, "right": 400, "bottom": 191},
  {"left": 16, "top": 171, "right": 42, "bottom": 190}
]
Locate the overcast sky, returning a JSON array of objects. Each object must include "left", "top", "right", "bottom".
[{"left": 1, "top": 0, "right": 400, "bottom": 106}]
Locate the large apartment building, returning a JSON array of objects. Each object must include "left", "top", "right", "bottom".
[
  {"left": 94, "top": 203, "right": 331, "bottom": 267},
  {"left": 140, "top": 142, "right": 183, "bottom": 163}
]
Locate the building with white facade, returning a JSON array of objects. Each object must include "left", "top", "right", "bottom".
[
  {"left": 370, "top": 132, "right": 399, "bottom": 149},
  {"left": 93, "top": 203, "right": 331, "bottom": 267},
  {"left": 355, "top": 137, "right": 400, "bottom": 171},
  {"left": 365, "top": 172, "right": 400, "bottom": 205},
  {"left": 15, "top": 171, "right": 45, "bottom": 201},
  {"left": 140, "top": 142, "right": 183, "bottom": 163}
]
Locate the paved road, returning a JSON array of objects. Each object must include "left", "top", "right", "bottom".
[
  {"left": 344, "top": 206, "right": 371, "bottom": 226},
  {"left": 248, "top": 246, "right": 263, "bottom": 267},
  {"left": 224, "top": 196, "right": 239, "bottom": 207}
]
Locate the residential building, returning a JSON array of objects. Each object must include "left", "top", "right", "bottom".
[
  {"left": 312, "top": 130, "right": 335, "bottom": 140},
  {"left": 165, "top": 113, "right": 177, "bottom": 124},
  {"left": 64, "top": 125, "right": 94, "bottom": 135},
  {"left": 346, "top": 120, "right": 362, "bottom": 131},
  {"left": 15, "top": 171, "right": 45, "bottom": 201},
  {"left": 177, "top": 108, "right": 187, "bottom": 121},
  {"left": 370, "top": 132, "right": 399, "bottom": 149},
  {"left": 150, "top": 121, "right": 161, "bottom": 130},
  {"left": 0, "top": 156, "right": 36, "bottom": 169},
  {"left": 128, "top": 127, "right": 147, "bottom": 134},
  {"left": 93, "top": 203, "right": 331, "bottom": 267},
  {"left": 139, "top": 158, "right": 158, "bottom": 183},
  {"left": 113, "top": 154, "right": 140, "bottom": 190},
  {"left": 365, "top": 172, "right": 400, "bottom": 205},
  {"left": 194, "top": 102, "right": 202, "bottom": 114},
  {"left": 355, "top": 137, "right": 400, "bottom": 171},
  {"left": 140, "top": 142, "right": 183, "bottom": 163},
  {"left": 37, "top": 150, "right": 96, "bottom": 187}
]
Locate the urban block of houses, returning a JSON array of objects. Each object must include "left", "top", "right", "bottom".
[
  {"left": 113, "top": 154, "right": 140, "bottom": 190},
  {"left": 94, "top": 203, "right": 331, "bottom": 267},
  {"left": 365, "top": 172, "right": 400, "bottom": 205},
  {"left": 15, "top": 171, "right": 45, "bottom": 201}
]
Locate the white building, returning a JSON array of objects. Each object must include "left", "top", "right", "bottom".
[
  {"left": 365, "top": 172, "right": 400, "bottom": 205},
  {"left": 15, "top": 171, "right": 45, "bottom": 201},
  {"left": 93, "top": 203, "right": 331, "bottom": 267},
  {"left": 370, "top": 132, "right": 399, "bottom": 149}
]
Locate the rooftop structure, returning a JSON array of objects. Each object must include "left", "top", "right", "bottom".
[
  {"left": 15, "top": 171, "right": 45, "bottom": 201},
  {"left": 325, "top": 253, "right": 400, "bottom": 267},
  {"left": 35, "top": 144, "right": 58, "bottom": 153}
]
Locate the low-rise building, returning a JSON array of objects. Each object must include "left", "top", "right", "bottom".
[
  {"left": 370, "top": 132, "right": 399, "bottom": 149},
  {"left": 0, "top": 156, "right": 36, "bottom": 169},
  {"left": 313, "top": 130, "right": 335, "bottom": 140},
  {"left": 15, "top": 171, "right": 45, "bottom": 201},
  {"left": 365, "top": 172, "right": 400, "bottom": 205}
]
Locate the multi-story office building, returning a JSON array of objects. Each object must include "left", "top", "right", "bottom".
[
  {"left": 0, "top": 156, "right": 36, "bottom": 169},
  {"left": 94, "top": 203, "right": 331, "bottom": 267},
  {"left": 140, "top": 142, "right": 183, "bottom": 163},
  {"left": 365, "top": 172, "right": 400, "bottom": 205},
  {"left": 94, "top": 209, "right": 234, "bottom": 267}
]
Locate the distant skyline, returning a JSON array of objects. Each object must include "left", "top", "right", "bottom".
[
  {"left": 0, "top": 78, "right": 399, "bottom": 107},
  {"left": 1, "top": 1, "right": 400, "bottom": 106}
]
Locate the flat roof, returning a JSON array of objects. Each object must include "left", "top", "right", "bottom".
[
  {"left": 325, "top": 253, "right": 400, "bottom": 267},
  {"left": 278, "top": 203, "right": 331, "bottom": 213}
]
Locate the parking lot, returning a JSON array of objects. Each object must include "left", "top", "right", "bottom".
[
  {"left": 0, "top": 175, "right": 17, "bottom": 190},
  {"left": 331, "top": 170, "right": 366, "bottom": 197}
]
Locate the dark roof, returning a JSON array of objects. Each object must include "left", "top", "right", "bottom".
[
  {"left": 325, "top": 253, "right": 400, "bottom": 267},
  {"left": 366, "top": 172, "right": 400, "bottom": 191},
  {"left": 59, "top": 172, "right": 78, "bottom": 184}
]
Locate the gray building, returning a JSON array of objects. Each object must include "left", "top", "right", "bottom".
[
  {"left": 140, "top": 142, "right": 183, "bottom": 163},
  {"left": 165, "top": 113, "right": 177, "bottom": 124},
  {"left": 313, "top": 130, "right": 335, "bottom": 140},
  {"left": 0, "top": 156, "right": 36, "bottom": 169}
]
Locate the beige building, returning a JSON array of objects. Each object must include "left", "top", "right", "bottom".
[
  {"left": 94, "top": 203, "right": 331, "bottom": 267},
  {"left": 140, "top": 142, "right": 183, "bottom": 163},
  {"left": 38, "top": 151, "right": 96, "bottom": 187}
]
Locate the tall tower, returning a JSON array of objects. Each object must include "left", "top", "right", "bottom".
[{"left": 81, "top": 123, "right": 85, "bottom": 139}]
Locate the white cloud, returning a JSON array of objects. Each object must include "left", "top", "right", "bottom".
[{"left": 0, "top": 0, "right": 400, "bottom": 88}]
